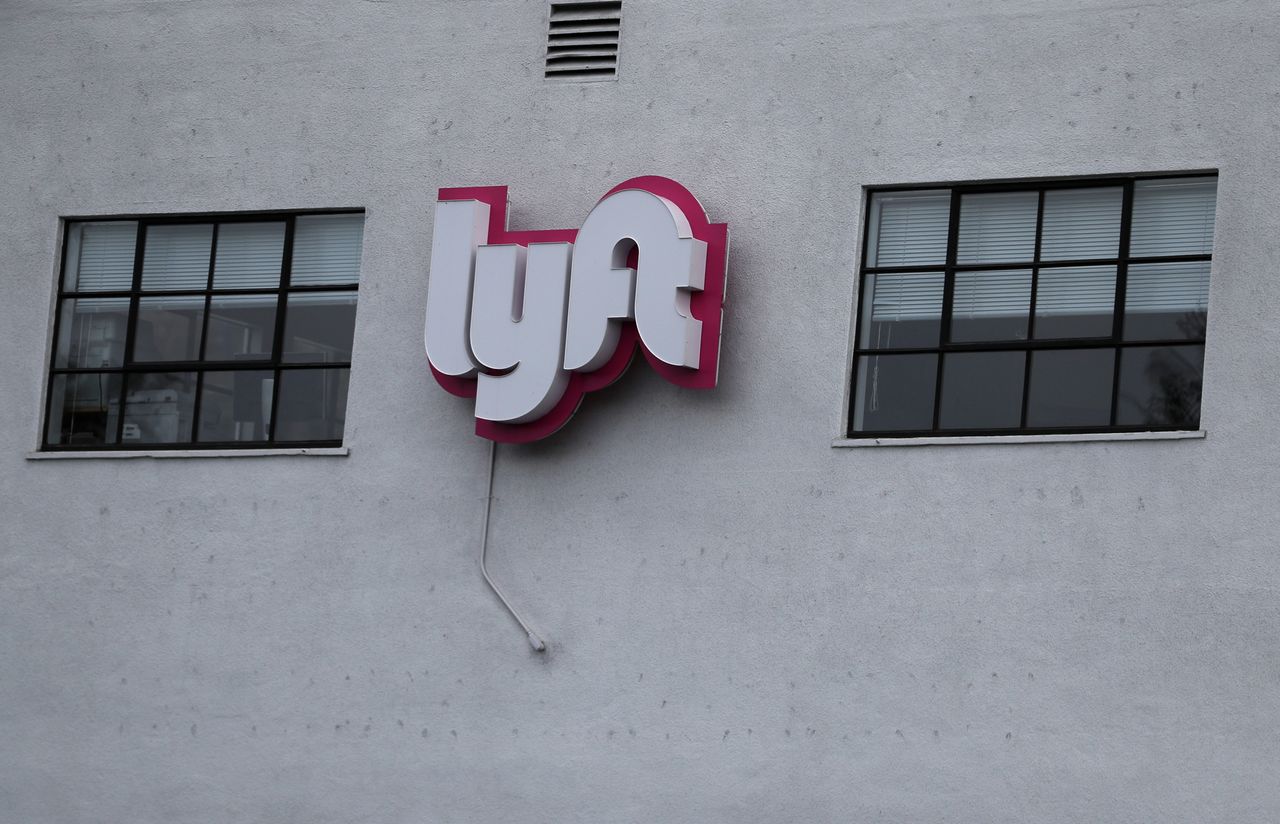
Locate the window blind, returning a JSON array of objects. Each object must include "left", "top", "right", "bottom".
[
  {"left": 213, "top": 222, "right": 285, "bottom": 289},
  {"left": 867, "top": 191, "right": 949, "bottom": 267},
  {"left": 291, "top": 214, "right": 365, "bottom": 285},
  {"left": 141, "top": 224, "right": 214, "bottom": 290},
  {"left": 1129, "top": 177, "right": 1217, "bottom": 257},
  {"left": 1034, "top": 265, "right": 1116, "bottom": 316},
  {"left": 1125, "top": 260, "right": 1210, "bottom": 313},
  {"left": 952, "top": 269, "right": 1032, "bottom": 317},
  {"left": 956, "top": 192, "right": 1038, "bottom": 264},
  {"left": 1040, "top": 187, "right": 1122, "bottom": 260},
  {"left": 65, "top": 222, "right": 137, "bottom": 291},
  {"left": 867, "top": 272, "right": 944, "bottom": 321}
]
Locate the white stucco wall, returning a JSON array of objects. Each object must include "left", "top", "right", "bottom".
[{"left": 2, "top": 1, "right": 1279, "bottom": 821}]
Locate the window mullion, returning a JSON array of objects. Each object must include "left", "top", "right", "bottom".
[
  {"left": 267, "top": 217, "right": 297, "bottom": 444},
  {"left": 115, "top": 222, "right": 149, "bottom": 444},
  {"left": 933, "top": 189, "right": 962, "bottom": 431},
  {"left": 1020, "top": 190, "right": 1046, "bottom": 428},
  {"left": 1109, "top": 180, "right": 1136, "bottom": 426}
]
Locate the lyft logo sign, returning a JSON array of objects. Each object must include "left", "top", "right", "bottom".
[{"left": 425, "top": 176, "right": 728, "bottom": 442}]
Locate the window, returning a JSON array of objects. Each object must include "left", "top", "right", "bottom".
[
  {"left": 849, "top": 173, "right": 1216, "bottom": 437},
  {"left": 43, "top": 211, "right": 364, "bottom": 450}
]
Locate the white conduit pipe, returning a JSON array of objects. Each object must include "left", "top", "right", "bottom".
[{"left": 479, "top": 440, "right": 548, "bottom": 652}]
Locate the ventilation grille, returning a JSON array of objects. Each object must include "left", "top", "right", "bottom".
[{"left": 545, "top": 1, "right": 620, "bottom": 81}]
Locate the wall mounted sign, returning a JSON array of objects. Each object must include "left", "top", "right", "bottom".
[{"left": 425, "top": 176, "right": 728, "bottom": 442}]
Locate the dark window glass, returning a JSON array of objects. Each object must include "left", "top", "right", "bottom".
[
  {"left": 1115, "top": 346, "right": 1203, "bottom": 428},
  {"left": 205, "top": 295, "right": 277, "bottom": 361},
  {"left": 1026, "top": 349, "right": 1115, "bottom": 427},
  {"left": 851, "top": 354, "right": 937, "bottom": 432},
  {"left": 282, "top": 292, "right": 358, "bottom": 363},
  {"left": 122, "top": 372, "right": 197, "bottom": 444},
  {"left": 275, "top": 368, "right": 350, "bottom": 442},
  {"left": 133, "top": 296, "right": 205, "bottom": 362},
  {"left": 938, "top": 351, "right": 1025, "bottom": 430},
  {"left": 54, "top": 298, "right": 130, "bottom": 369},
  {"left": 197, "top": 370, "right": 273, "bottom": 443},
  {"left": 45, "top": 373, "right": 123, "bottom": 446}
]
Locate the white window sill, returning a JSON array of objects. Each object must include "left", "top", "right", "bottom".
[
  {"left": 26, "top": 447, "right": 350, "bottom": 460},
  {"left": 832, "top": 431, "right": 1206, "bottom": 448}
]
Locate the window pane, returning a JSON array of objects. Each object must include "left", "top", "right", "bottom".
[
  {"left": 859, "top": 272, "right": 944, "bottom": 349},
  {"left": 1034, "top": 265, "right": 1116, "bottom": 339},
  {"left": 1130, "top": 178, "right": 1217, "bottom": 256},
  {"left": 1039, "top": 187, "right": 1122, "bottom": 260},
  {"left": 63, "top": 222, "right": 137, "bottom": 292},
  {"left": 45, "top": 373, "right": 122, "bottom": 446},
  {"left": 204, "top": 294, "right": 277, "bottom": 361},
  {"left": 938, "top": 351, "right": 1025, "bottom": 429},
  {"left": 54, "top": 297, "right": 130, "bottom": 368},
  {"left": 274, "top": 368, "right": 350, "bottom": 442},
  {"left": 956, "top": 191, "right": 1038, "bottom": 264},
  {"left": 866, "top": 191, "right": 949, "bottom": 267},
  {"left": 141, "top": 224, "right": 213, "bottom": 290},
  {"left": 290, "top": 214, "right": 365, "bottom": 285},
  {"left": 950, "top": 269, "right": 1031, "bottom": 342},
  {"left": 212, "top": 222, "right": 285, "bottom": 289},
  {"left": 1116, "top": 345, "right": 1203, "bottom": 428},
  {"left": 1123, "top": 260, "right": 1209, "bottom": 341},
  {"left": 197, "top": 370, "right": 273, "bottom": 443},
  {"left": 133, "top": 296, "right": 205, "bottom": 362},
  {"left": 1026, "top": 349, "right": 1115, "bottom": 427},
  {"left": 851, "top": 354, "right": 937, "bottom": 432},
  {"left": 281, "top": 291, "right": 357, "bottom": 363},
  {"left": 122, "top": 372, "right": 197, "bottom": 444}
]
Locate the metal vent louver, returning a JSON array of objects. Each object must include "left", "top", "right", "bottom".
[{"left": 545, "top": 1, "right": 621, "bottom": 81}]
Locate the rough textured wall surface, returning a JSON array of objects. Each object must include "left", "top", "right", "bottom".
[{"left": 2, "top": 1, "right": 1279, "bottom": 821}]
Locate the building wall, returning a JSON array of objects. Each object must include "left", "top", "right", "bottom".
[{"left": 2, "top": 1, "right": 1278, "bottom": 821}]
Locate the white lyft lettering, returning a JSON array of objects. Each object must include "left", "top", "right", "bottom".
[{"left": 424, "top": 179, "right": 726, "bottom": 440}]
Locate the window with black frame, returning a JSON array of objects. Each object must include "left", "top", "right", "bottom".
[
  {"left": 849, "top": 174, "right": 1216, "bottom": 437},
  {"left": 44, "top": 211, "right": 364, "bottom": 449}
]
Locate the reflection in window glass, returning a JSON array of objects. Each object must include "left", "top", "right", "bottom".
[
  {"left": 938, "top": 351, "right": 1025, "bottom": 429},
  {"left": 205, "top": 295, "right": 277, "bottom": 361},
  {"left": 55, "top": 297, "right": 130, "bottom": 368},
  {"left": 122, "top": 372, "right": 197, "bottom": 444},
  {"left": 275, "top": 368, "right": 350, "bottom": 442},
  {"left": 282, "top": 292, "right": 357, "bottom": 363},
  {"left": 859, "top": 272, "right": 944, "bottom": 349},
  {"left": 45, "top": 373, "right": 122, "bottom": 446},
  {"left": 1124, "top": 261, "right": 1209, "bottom": 341},
  {"left": 198, "top": 371, "right": 273, "bottom": 443},
  {"left": 950, "top": 270, "right": 1031, "bottom": 342},
  {"left": 133, "top": 296, "right": 205, "bottom": 362},
  {"left": 852, "top": 354, "right": 937, "bottom": 433},
  {"left": 1116, "top": 345, "right": 1203, "bottom": 428},
  {"left": 1026, "top": 349, "right": 1115, "bottom": 427}
]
